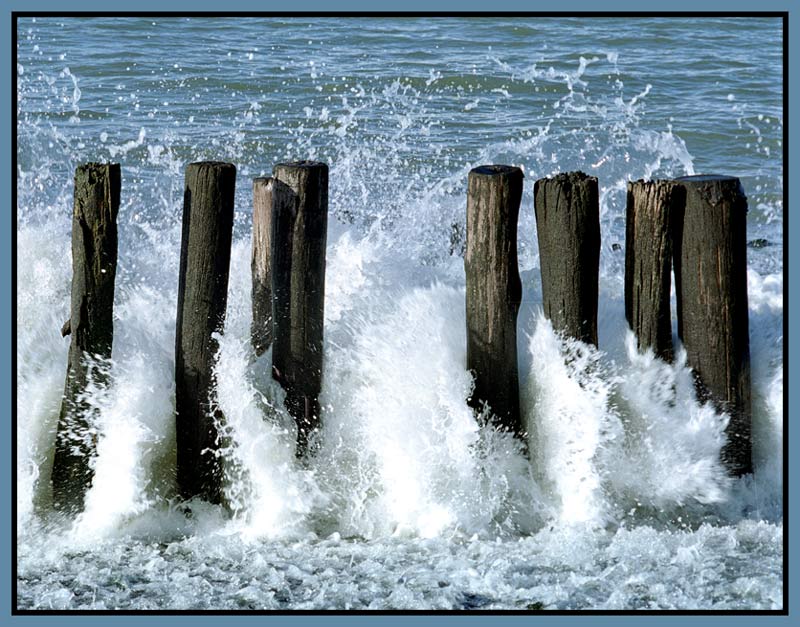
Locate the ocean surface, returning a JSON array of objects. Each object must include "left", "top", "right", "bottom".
[{"left": 16, "top": 16, "right": 784, "bottom": 610}]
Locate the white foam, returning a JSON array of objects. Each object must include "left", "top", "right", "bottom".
[
  {"left": 15, "top": 30, "right": 783, "bottom": 609},
  {"left": 16, "top": 225, "right": 72, "bottom": 523},
  {"left": 523, "top": 316, "right": 621, "bottom": 526}
]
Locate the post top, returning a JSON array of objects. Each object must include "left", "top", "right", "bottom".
[
  {"left": 77, "top": 161, "right": 120, "bottom": 168},
  {"left": 187, "top": 160, "right": 236, "bottom": 170},
  {"left": 470, "top": 164, "right": 523, "bottom": 177},
  {"left": 544, "top": 170, "right": 593, "bottom": 182},
  {"left": 628, "top": 178, "right": 678, "bottom": 184},
  {"left": 76, "top": 162, "right": 120, "bottom": 174},
  {"left": 675, "top": 174, "right": 740, "bottom": 183},
  {"left": 676, "top": 174, "right": 747, "bottom": 207},
  {"left": 275, "top": 160, "right": 328, "bottom": 170},
  {"left": 534, "top": 171, "right": 597, "bottom": 192}
]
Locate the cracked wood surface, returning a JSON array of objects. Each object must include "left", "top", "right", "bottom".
[
  {"left": 534, "top": 171, "right": 600, "bottom": 346},
  {"left": 52, "top": 163, "right": 119, "bottom": 513},
  {"left": 175, "top": 161, "right": 235, "bottom": 503},
  {"left": 624, "top": 180, "right": 684, "bottom": 361},
  {"left": 675, "top": 174, "right": 751, "bottom": 476},
  {"left": 271, "top": 161, "right": 328, "bottom": 456},
  {"left": 464, "top": 165, "right": 523, "bottom": 436}
]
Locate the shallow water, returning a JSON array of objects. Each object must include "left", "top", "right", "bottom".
[{"left": 16, "top": 16, "right": 783, "bottom": 610}]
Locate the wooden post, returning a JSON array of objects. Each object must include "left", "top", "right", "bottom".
[
  {"left": 464, "top": 165, "right": 523, "bottom": 435},
  {"left": 674, "top": 174, "right": 752, "bottom": 476},
  {"left": 175, "top": 161, "right": 236, "bottom": 503},
  {"left": 251, "top": 177, "right": 273, "bottom": 356},
  {"left": 534, "top": 171, "right": 600, "bottom": 346},
  {"left": 624, "top": 180, "right": 685, "bottom": 361},
  {"left": 51, "top": 162, "right": 120, "bottom": 513},
  {"left": 271, "top": 161, "right": 328, "bottom": 456}
]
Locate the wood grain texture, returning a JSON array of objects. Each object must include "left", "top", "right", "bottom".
[
  {"left": 175, "top": 161, "right": 236, "bottom": 503},
  {"left": 624, "top": 179, "right": 684, "bottom": 361},
  {"left": 534, "top": 171, "right": 600, "bottom": 346},
  {"left": 251, "top": 177, "right": 273, "bottom": 356},
  {"left": 271, "top": 161, "right": 328, "bottom": 456},
  {"left": 52, "top": 163, "right": 120, "bottom": 513},
  {"left": 675, "top": 174, "right": 752, "bottom": 476},
  {"left": 464, "top": 165, "right": 523, "bottom": 436}
]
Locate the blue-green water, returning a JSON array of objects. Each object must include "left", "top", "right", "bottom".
[{"left": 16, "top": 17, "right": 783, "bottom": 610}]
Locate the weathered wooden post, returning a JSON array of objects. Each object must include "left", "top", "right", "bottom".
[
  {"left": 271, "top": 161, "right": 328, "bottom": 456},
  {"left": 534, "top": 171, "right": 600, "bottom": 346},
  {"left": 464, "top": 165, "right": 523, "bottom": 436},
  {"left": 251, "top": 177, "right": 273, "bottom": 356},
  {"left": 175, "top": 161, "right": 236, "bottom": 503},
  {"left": 624, "top": 180, "right": 685, "bottom": 361},
  {"left": 51, "top": 162, "right": 120, "bottom": 513},
  {"left": 674, "top": 174, "right": 752, "bottom": 476}
]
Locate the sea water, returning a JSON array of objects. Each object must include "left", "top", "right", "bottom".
[{"left": 16, "top": 16, "right": 783, "bottom": 610}]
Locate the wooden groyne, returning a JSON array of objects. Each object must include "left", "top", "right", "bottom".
[
  {"left": 674, "top": 175, "right": 752, "bottom": 476},
  {"left": 464, "top": 165, "right": 524, "bottom": 437},
  {"left": 50, "top": 159, "right": 754, "bottom": 514},
  {"left": 621, "top": 175, "right": 751, "bottom": 475},
  {"left": 624, "top": 180, "right": 684, "bottom": 362},
  {"left": 269, "top": 161, "right": 329, "bottom": 458},
  {"left": 174, "top": 161, "right": 236, "bottom": 504},
  {"left": 51, "top": 163, "right": 120, "bottom": 513},
  {"left": 534, "top": 172, "right": 601, "bottom": 346}
]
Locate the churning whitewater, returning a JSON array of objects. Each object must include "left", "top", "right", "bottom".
[{"left": 16, "top": 17, "right": 783, "bottom": 609}]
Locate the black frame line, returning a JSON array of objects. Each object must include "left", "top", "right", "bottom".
[{"left": 10, "top": 10, "right": 789, "bottom": 617}]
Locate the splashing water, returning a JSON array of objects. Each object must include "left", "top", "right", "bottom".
[{"left": 16, "top": 17, "right": 782, "bottom": 610}]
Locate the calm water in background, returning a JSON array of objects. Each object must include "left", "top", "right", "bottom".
[{"left": 16, "top": 17, "right": 783, "bottom": 610}]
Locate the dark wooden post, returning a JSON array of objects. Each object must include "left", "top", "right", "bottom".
[
  {"left": 51, "top": 163, "right": 120, "bottom": 513},
  {"left": 175, "top": 161, "right": 236, "bottom": 503},
  {"left": 271, "top": 161, "right": 328, "bottom": 456},
  {"left": 251, "top": 177, "right": 273, "bottom": 356},
  {"left": 624, "top": 180, "right": 685, "bottom": 361},
  {"left": 674, "top": 174, "right": 752, "bottom": 476},
  {"left": 464, "top": 165, "right": 523, "bottom": 435},
  {"left": 534, "top": 171, "right": 600, "bottom": 346}
]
